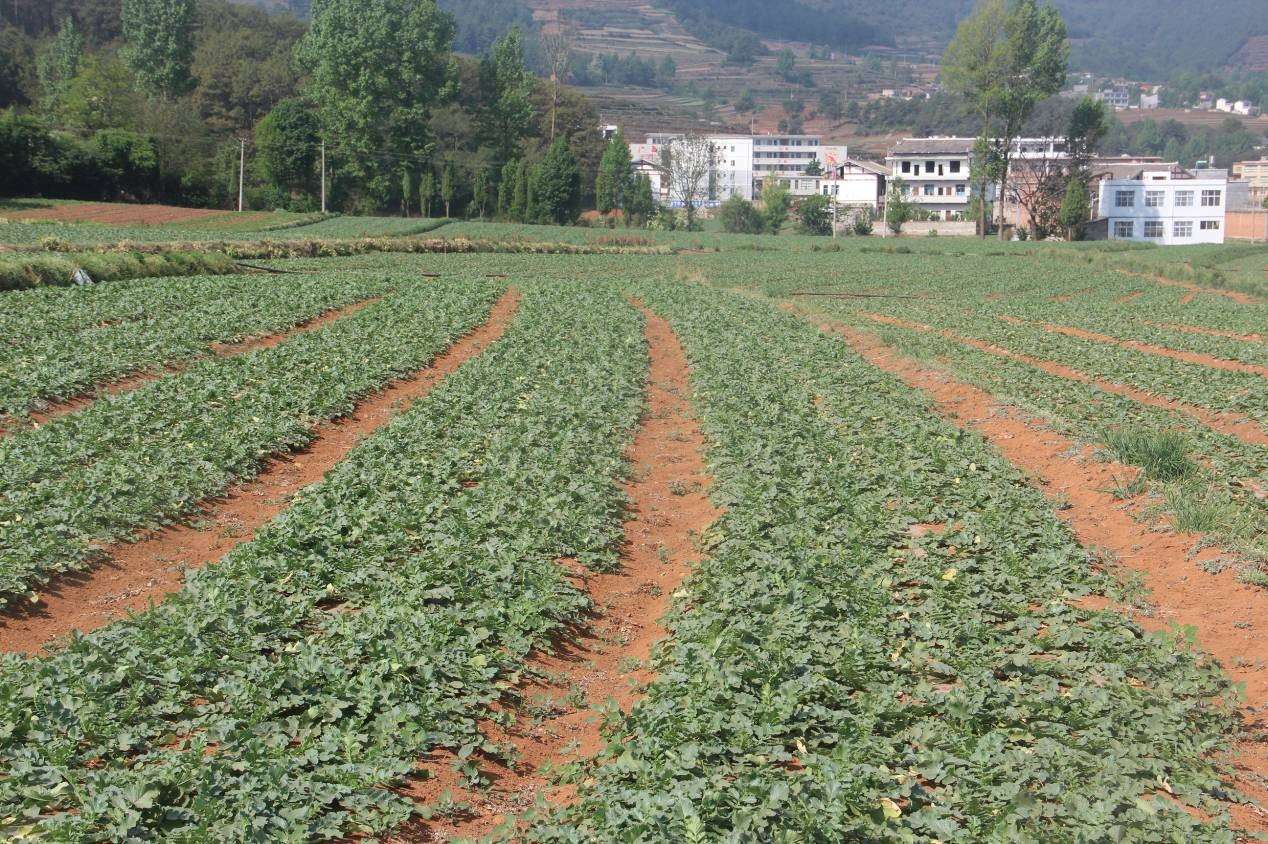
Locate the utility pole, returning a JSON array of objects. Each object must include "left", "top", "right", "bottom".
[
  {"left": 237, "top": 138, "right": 246, "bottom": 213},
  {"left": 320, "top": 140, "right": 327, "bottom": 214}
]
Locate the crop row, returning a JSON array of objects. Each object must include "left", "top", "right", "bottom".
[
  {"left": 0, "top": 281, "right": 646, "bottom": 839},
  {"left": 825, "top": 307, "right": 1268, "bottom": 567},
  {"left": 0, "top": 276, "right": 502, "bottom": 604},
  {"left": 0, "top": 272, "right": 390, "bottom": 417},
  {"left": 532, "top": 284, "right": 1239, "bottom": 841}
]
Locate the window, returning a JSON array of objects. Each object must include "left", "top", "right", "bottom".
[
  {"left": 1113, "top": 220, "right": 1135, "bottom": 238},
  {"left": 1201, "top": 189, "right": 1222, "bottom": 206},
  {"left": 950, "top": 161, "right": 961, "bottom": 173},
  {"left": 956, "top": 184, "right": 966, "bottom": 195},
  {"left": 1200, "top": 220, "right": 1221, "bottom": 230},
  {"left": 924, "top": 184, "right": 934, "bottom": 196},
  {"left": 901, "top": 161, "right": 910, "bottom": 173},
  {"left": 1173, "top": 221, "right": 1193, "bottom": 238},
  {"left": 1145, "top": 190, "right": 1164, "bottom": 207},
  {"left": 926, "top": 160, "right": 935, "bottom": 171},
  {"left": 1174, "top": 190, "right": 1194, "bottom": 207},
  {"left": 1115, "top": 190, "right": 1135, "bottom": 207},
  {"left": 1143, "top": 220, "right": 1164, "bottom": 238}
]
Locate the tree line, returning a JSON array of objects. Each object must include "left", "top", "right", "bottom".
[{"left": 0, "top": 0, "right": 609, "bottom": 220}]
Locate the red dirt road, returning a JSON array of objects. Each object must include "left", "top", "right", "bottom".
[
  {"left": 0, "top": 290, "right": 521, "bottom": 654},
  {"left": 398, "top": 301, "right": 719, "bottom": 841}
]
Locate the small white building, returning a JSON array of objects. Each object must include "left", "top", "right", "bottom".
[
  {"left": 886, "top": 137, "right": 975, "bottom": 220},
  {"left": 818, "top": 157, "right": 888, "bottom": 210},
  {"left": 1098, "top": 168, "right": 1227, "bottom": 245}
]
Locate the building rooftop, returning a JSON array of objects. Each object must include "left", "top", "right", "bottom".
[
  {"left": 838, "top": 157, "right": 889, "bottom": 176},
  {"left": 888, "top": 137, "right": 976, "bottom": 156}
]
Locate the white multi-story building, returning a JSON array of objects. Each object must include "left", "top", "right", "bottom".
[
  {"left": 629, "top": 134, "right": 754, "bottom": 207},
  {"left": 1098, "top": 168, "right": 1227, "bottom": 245},
  {"left": 886, "top": 137, "right": 975, "bottom": 220},
  {"left": 752, "top": 135, "right": 848, "bottom": 180}
]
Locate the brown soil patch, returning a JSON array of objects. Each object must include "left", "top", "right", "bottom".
[
  {"left": 0, "top": 290, "right": 521, "bottom": 654},
  {"left": 15, "top": 202, "right": 253, "bottom": 227},
  {"left": 3, "top": 298, "right": 380, "bottom": 435},
  {"left": 1025, "top": 319, "right": 1268, "bottom": 378},
  {"left": 806, "top": 310, "right": 1268, "bottom": 836},
  {"left": 1122, "top": 270, "right": 1261, "bottom": 306},
  {"left": 396, "top": 301, "right": 718, "bottom": 841},
  {"left": 1145, "top": 323, "right": 1265, "bottom": 344},
  {"left": 1116, "top": 290, "right": 1144, "bottom": 304},
  {"left": 859, "top": 312, "right": 1268, "bottom": 448}
]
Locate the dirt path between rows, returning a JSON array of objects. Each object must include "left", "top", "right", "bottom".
[
  {"left": 3, "top": 297, "right": 382, "bottom": 435},
  {"left": 0, "top": 290, "right": 521, "bottom": 655},
  {"left": 1022, "top": 318, "right": 1268, "bottom": 378},
  {"left": 859, "top": 312, "right": 1268, "bottom": 449},
  {"left": 397, "top": 302, "right": 719, "bottom": 842},
  {"left": 800, "top": 306, "right": 1268, "bottom": 835},
  {"left": 1121, "top": 271, "right": 1261, "bottom": 306},
  {"left": 1145, "top": 322, "right": 1265, "bottom": 344}
]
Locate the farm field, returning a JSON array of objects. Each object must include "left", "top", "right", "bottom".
[
  {"left": 0, "top": 200, "right": 452, "bottom": 247},
  {"left": 0, "top": 240, "right": 1265, "bottom": 840}
]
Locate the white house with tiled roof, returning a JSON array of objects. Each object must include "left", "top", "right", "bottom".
[{"left": 885, "top": 137, "right": 975, "bottom": 220}]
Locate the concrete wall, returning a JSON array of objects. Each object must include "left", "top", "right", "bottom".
[
  {"left": 1227, "top": 211, "right": 1268, "bottom": 241},
  {"left": 878, "top": 220, "right": 978, "bottom": 237}
]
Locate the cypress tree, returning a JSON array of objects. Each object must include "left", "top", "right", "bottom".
[
  {"left": 535, "top": 138, "right": 581, "bottom": 224},
  {"left": 595, "top": 129, "right": 632, "bottom": 215}
]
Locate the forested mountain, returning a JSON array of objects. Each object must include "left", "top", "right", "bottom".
[
  {"left": 663, "top": 0, "right": 1267, "bottom": 80},
  {"left": 216, "top": 0, "right": 1264, "bottom": 80}
]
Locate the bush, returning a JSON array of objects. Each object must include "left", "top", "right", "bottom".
[
  {"left": 718, "top": 195, "right": 766, "bottom": 234},
  {"left": 852, "top": 211, "right": 874, "bottom": 236},
  {"left": 796, "top": 193, "right": 832, "bottom": 236}
]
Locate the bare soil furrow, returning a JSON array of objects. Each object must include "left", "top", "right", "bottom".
[
  {"left": 859, "top": 311, "right": 1268, "bottom": 448},
  {"left": 807, "top": 311, "right": 1268, "bottom": 836},
  {"left": 1023, "top": 318, "right": 1268, "bottom": 377},
  {"left": 4, "top": 297, "right": 383, "bottom": 435},
  {"left": 0, "top": 290, "right": 520, "bottom": 654},
  {"left": 398, "top": 300, "right": 718, "bottom": 841}
]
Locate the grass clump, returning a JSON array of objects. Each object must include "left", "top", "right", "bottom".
[{"left": 1103, "top": 428, "right": 1192, "bottom": 481}]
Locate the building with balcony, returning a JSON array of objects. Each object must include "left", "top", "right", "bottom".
[
  {"left": 752, "top": 135, "right": 849, "bottom": 181},
  {"left": 1097, "top": 168, "right": 1227, "bottom": 245},
  {"left": 885, "top": 137, "right": 975, "bottom": 220}
]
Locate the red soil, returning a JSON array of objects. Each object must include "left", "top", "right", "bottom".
[
  {"left": 13, "top": 202, "right": 258, "bottom": 227},
  {"left": 396, "top": 302, "right": 718, "bottom": 841},
  {"left": 806, "top": 310, "right": 1268, "bottom": 836},
  {"left": 1115, "top": 290, "right": 1144, "bottom": 304},
  {"left": 860, "top": 312, "right": 1268, "bottom": 449},
  {"left": 0, "top": 290, "right": 521, "bottom": 654},
  {"left": 1145, "top": 323, "right": 1264, "bottom": 344},
  {"left": 1122, "top": 271, "right": 1261, "bottom": 306},
  {"left": 1024, "top": 318, "right": 1268, "bottom": 378},
  {"left": 1, "top": 298, "right": 382, "bottom": 435}
]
